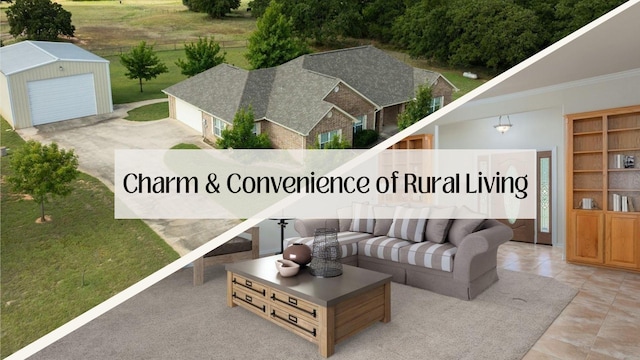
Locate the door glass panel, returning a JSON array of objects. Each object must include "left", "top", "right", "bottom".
[{"left": 539, "top": 157, "right": 550, "bottom": 233}]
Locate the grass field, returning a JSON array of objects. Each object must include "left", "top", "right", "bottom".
[
  {"left": 0, "top": 119, "right": 180, "bottom": 358},
  {"left": 124, "top": 102, "right": 169, "bottom": 120},
  {"left": 107, "top": 47, "right": 250, "bottom": 104},
  {"left": 0, "top": 0, "right": 256, "bottom": 48}
]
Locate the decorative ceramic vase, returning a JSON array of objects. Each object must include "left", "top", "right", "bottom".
[
  {"left": 283, "top": 243, "right": 312, "bottom": 265},
  {"left": 275, "top": 259, "right": 300, "bottom": 277}
]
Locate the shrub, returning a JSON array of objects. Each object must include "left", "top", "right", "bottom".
[{"left": 353, "top": 129, "right": 379, "bottom": 148}]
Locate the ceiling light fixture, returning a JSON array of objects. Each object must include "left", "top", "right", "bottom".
[{"left": 494, "top": 115, "right": 512, "bottom": 134}]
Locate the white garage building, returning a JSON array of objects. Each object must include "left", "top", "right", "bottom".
[{"left": 0, "top": 41, "right": 113, "bottom": 129}]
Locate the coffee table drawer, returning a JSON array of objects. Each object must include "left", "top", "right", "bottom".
[
  {"left": 232, "top": 287, "right": 268, "bottom": 318},
  {"left": 231, "top": 274, "right": 267, "bottom": 297},
  {"left": 270, "top": 303, "right": 318, "bottom": 342},
  {"left": 269, "top": 288, "right": 318, "bottom": 321}
]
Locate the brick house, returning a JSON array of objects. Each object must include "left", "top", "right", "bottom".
[{"left": 163, "top": 46, "right": 457, "bottom": 149}]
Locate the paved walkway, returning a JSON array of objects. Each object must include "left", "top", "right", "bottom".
[{"left": 17, "top": 100, "right": 240, "bottom": 256}]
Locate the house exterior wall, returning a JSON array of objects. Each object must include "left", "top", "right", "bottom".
[
  {"left": 308, "top": 110, "right": 354, "bottom": 148},
  {"left": 324, "top": 83, "right": 376, "bottom": 131},
  {"left": 261, "top": 120, "right": 305, "bottom": 149},
  {"left": 380, "top": 103, "right": 403, "bottom": 129},
  {"left": 202, "top": 113, "right": 214, "bottom": 143},
  {"left": 4, "top": 60, "right": 112, "bottom": 129},
  {"left": 0, "top": 73, "right": 13, "bottom": 126},
  {"left": 168, "top": 95, "right": 177, "bottom": 120},
  {"left": 430, "top": 76, "right": 455, "bottom": 105},
  {"left": 202, "top": 113, "right": 234, "bottom": 146}
]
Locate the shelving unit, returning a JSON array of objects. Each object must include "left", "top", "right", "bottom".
[
  {"left": 380, "top": 134, "right": 434, "bottom": 204},
  {"left": 388, "top": 134, "right": 433, "bottom": 150},
  {"left": 566, "top": 105, "right": 640, "bottom": 271}
]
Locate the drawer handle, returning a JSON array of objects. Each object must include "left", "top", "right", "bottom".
[
  {"left": 288, "top": 314, "right": 297, "bottom": 323},
  {"left": 270, "top": 310, "right": 316, "bottom": 337},
  {"left": 270, "top": 294, "right": 317, "bottom": 318},
  {"left": 232, "top": 278, "right": 266, "bottom": 296},
  {"left": 232, "top": 292, "right": 265, "bottom": 313}
]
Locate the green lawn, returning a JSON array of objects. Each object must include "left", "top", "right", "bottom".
[
  {"left": 0, "top": 119, "right": 180, "bottom": 359},
  {"left": 124, "top": 102, "right": 170, "bottom": 121},
  {"left": 171, "top": 143, "right": 202, "bottom": 149},
  {"left": 106, "top": 47, "right": 250, "bottom": 104}
]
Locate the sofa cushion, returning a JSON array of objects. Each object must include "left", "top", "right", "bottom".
[
  {"left": 399, "top": 241, "right": 457, "bottom": 272},
  {"left": 387, "top": 206, "right": 430, "bottom": 242},
  {"left": 285, "top": 231, "right": 373, "bottom": 258},
  {"left": 337, "top": 206, "right": 353, "bottom": 232},
  {"left": 358, "top": 236, "right": 413, "bottom": 262},
  {"left": 373, "top": 205, "right": 396, "bottom": 236},
  {"left": 447, "top": 207, "right": 486, "bottom": 247},
  {"left": 349, "top": 202, "right": 375, "bottom": 233},
  {"left": 425, "top": 206, "right": 457, "bottom": 244}
]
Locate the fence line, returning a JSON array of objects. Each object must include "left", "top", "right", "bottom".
[{"left": 88, "top": 39, "right": 248, "bottom": 57}]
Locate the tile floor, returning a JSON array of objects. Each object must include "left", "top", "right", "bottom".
[{"left": 497, "top": 241, "right": 640, "bottom": 360}]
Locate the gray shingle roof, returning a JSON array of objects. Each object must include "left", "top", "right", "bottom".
[
  {"left": 164, "top": 64, "right": 249, "bottom": 121},
  {"left": 301, "top": 46, "right": 417, "bottom": 107},
  {"left": 0, "top": 41, "right": 108, "bottom": 76},
  {"left": 163, "top": 46, "right": 449, "bottom": 135},
  {"left": 239, "top": 67, "right": 276, "bottom": 119},
  {"left": 264, "top": 59, "right": 338, "bottom": 134},
  {"left": 164, "top": 60, "right": 340, "bottom": 135}
]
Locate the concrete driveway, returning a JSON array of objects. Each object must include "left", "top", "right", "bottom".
[{"left": 16, "top": 99, "right": 241, "bottom": 256}]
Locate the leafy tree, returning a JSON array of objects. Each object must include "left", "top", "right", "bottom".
[
  {"left": 120, "top": 41, "right": 169, "bottom": 93},
  {"left": 176, "top": 37, "right": 226, "bottom": 77},
  {"left": 247, "top": 0, "right": 270, "bottom": 17},
  {"left": 184, "top": 0, "right": 241, "bottom": 18},
  {"left": 446, "top": 0, "right": 542, "bottom": 70},
  {"left": 553, "top": 0, "right": 627, "bottom": 41},
  {"left": 272, "top": 0, "right": 364, "bottom": 44},
  {"left": 8, "top": 140, "right": 79, "bottom": 222},
  {"left": 353, "top": 129, "right": 379, "bottom": 148},
  {"left": 393, "top": 0, "right": 451, "bottom": 62},
  {"left": 361, "top": 0, "right": 408, "bottom": 42},
  {"left": 245, "top": 1, "right": 309, "bottom": 69},
  {"left": 216, "top": 107, "right": 271, "bottom": 149},
  {"left": 6, "top": 0, "right": 75, "bottom": 41},
  {"left": 394, "top": 0, "right": 542, "bottom": 71},
  {"left": 392, "top": 0, "right": 625, "bottom": 72},
  {"left": 397, "top": 84, "right": 433, "bottom": 130}
]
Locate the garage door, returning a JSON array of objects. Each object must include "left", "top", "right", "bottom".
[
  {"left": 28, "top": 73, "right": 98, "bottom": 126},
  {"left": 175, "top": 97, "right": 203, "bottom": 133}
]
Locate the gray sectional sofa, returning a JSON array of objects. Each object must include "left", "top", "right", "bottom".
[{"left": 284, "top": 204, "right": 513, "bottom": 300}]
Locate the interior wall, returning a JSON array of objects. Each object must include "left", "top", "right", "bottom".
[
  {"left": 422, "top": 69, "right": 640, "bottom": 249},
  {"left": 436, "top": 108, "right": 564, "bottom": 247}
]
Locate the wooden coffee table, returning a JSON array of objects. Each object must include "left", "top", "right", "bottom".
[{"left": 226, "top": 255, "right": 391, "bottom": 357}]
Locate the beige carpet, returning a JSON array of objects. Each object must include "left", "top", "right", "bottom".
[{"left": 31, "top": 265, "right": 577, "bottom": 360}]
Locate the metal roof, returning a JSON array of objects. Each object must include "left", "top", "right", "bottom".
[{"left": 0, "top": 41, "right": 108, "bottom": 76}]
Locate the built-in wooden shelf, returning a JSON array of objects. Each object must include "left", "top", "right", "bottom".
[
  {"left": 574, "top": 150, "right": 604, "bottom": 154},
  {"left": 567, "top": 105, "right": 640, "bottom": 272}
]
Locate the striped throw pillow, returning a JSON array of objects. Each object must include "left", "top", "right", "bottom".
[
  {"left": 387, "top": 206, "right": 430, "bottom": 242},
  {"left": 349, "top": 202, "right": 375, "bottom": 233}
]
